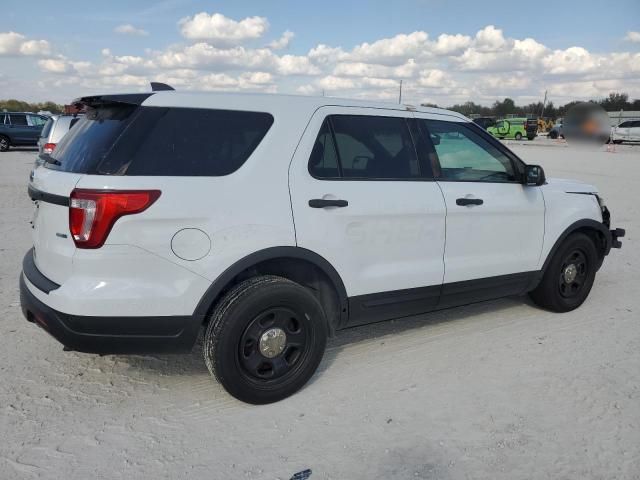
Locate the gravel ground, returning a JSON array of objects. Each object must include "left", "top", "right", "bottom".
[{"left": 1, "top": 141, "right": 639, "bottom": 480}]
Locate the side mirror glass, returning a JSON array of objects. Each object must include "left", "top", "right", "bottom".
[
  {"left": 525, "top": 164, "right": 546, "bottom": 186},
  {"left": 430, "top": 133, "right": 441, "bottom": 145}
]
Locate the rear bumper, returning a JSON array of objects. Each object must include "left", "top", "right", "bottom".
[{"left": 20, "top": 251, "right": 203, "bottom": 354}]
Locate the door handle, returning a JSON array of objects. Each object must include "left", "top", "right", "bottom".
[
  {"left": 309, "top": 199, "right": 348, "bottom": 208},
  {"left": 456, "top": 198, "right": 483, "bottom": 206}
]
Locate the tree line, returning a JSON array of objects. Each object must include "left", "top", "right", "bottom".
[
  {"left": 0, "top": 99, "right": 64, "bottom": 114},
  {"left": 422, "top": 92, "right": 640, "bottom": 119}
]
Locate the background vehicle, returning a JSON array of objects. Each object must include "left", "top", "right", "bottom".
[
  {"left": 20, "top": 90, "right": 624, "bottom": 404},
  {"left": 0, "top": 112, "right": 48, "bottom": 151},
  {"left": 487, "top": 117, "right": 537, "bottom": 140},
  {"left": 472, "top": 116, "right": 496, "bottom": 130},
  {"left": 611, "top": 120, "right": 640, "bottom": 144},
  {"left": 38, "top": 114, "right": 83, "bottom": 156}
]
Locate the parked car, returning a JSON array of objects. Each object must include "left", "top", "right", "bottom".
[
  {"left": 487, "top": 117, "right": 537, "bottom": 140},
  {"left": 21, "top": 90, "right": 624, "bottom": 404},
  {"left": 611, "top": 120, "right": 640, "bottom": 144},
  {"left": 38, "top": 114, "right": 83, "bottom": 156},
  {"left": 0, "top": 112, "right": 48, "bottom": 151}
]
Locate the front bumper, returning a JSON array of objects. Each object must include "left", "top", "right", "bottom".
[{"left": 20, "top": 251, "right": 202, "bottom": 354}]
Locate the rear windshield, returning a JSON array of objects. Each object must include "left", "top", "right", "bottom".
[{"left": 45, "top": 105, "right": 274, "bottom": 176}]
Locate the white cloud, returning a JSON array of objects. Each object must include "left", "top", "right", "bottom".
[
  {"left": 0, "top": 31, "right": 51, "bottom": 56},
  {"left": 268, "top": 30, "right": 294, "bottom": 50},
  {"left": 417, "top": 69, "right": 450, "bottom": 88},
  {"left": 349, "top": 31, "right": 429, "bottom": 65},
  {"left": 179, "top": 12, "right": 268, "bottom": 43},
  {"left": 114, "top": 24, "right": 148, "bottom": 36},
  {"left": 38, "top": 58, "right": 68, "bottom": 73},
  {"left": 432, "top": 33, "right": 471, "bottom": 55},
  {"left": 624, "top": 31, "right": 640, "bottom": 43},
  {"left": 474, "top": 25, "right": 507, "bottom": 52}
]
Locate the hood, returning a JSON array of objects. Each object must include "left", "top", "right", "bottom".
[{"left": 543, "top": 177, "right": 598, "bottom": 194}]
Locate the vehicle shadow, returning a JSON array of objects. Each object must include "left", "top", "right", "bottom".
[{"left": 115, "top": 294, "right": 535, "bottom": 380}]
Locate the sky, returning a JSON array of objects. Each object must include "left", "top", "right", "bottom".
[{"left": 1, "top": 0, "right": 639, "bottom": 107}]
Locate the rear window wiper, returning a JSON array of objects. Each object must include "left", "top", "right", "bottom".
[{"left": 39, "top": 153, "right": 61, "bottom": 166}]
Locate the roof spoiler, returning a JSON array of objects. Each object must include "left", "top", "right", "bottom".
[
  {"left": 150, "top": 82, "right": 175, "bottom": 91},
  {"left": 72, "top": 83, "right": 175, "bottom": 108}
]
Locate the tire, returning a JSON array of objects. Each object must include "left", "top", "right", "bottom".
[
  {"left": 548, "top": 131, "right": 558, "bottom": 139},
  {"left": 527, "top": 136, "right": 535, "bottom": 141},
  {"left": 530, "top": 233, "right": 599, "bottom": 312},
  {"left": 0, "top": 135, "right": 9, "bottom": 152},
  {"left": 514, "top": 132, "right": 523, "bottom": 141},
  {"left": 203, "top": 275, "right": 328, "bottom": 404},
  {"left": 613, "top": 140, "right": 623, "bottom": 145}
]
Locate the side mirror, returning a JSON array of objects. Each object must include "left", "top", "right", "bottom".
[
  {"left": 430, "top": 133, "right": 441, "bottom": 145},
  {"left": 524, "top": 164, "right": 546, "bottom": 186}
]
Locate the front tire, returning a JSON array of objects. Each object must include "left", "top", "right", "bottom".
[
  {"left": 203, "top": 275, "right": 328, "bottom": 404},
  {"left": 530, "top": 233, "right": 599, "bottom": 312},
  {"left": 0, "top": 135, "right": 10, "bottom": 152}
]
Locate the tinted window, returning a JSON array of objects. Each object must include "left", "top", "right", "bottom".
[
  {"left": 311, "top": 115, "right": 419, "bottom": 180},
  {"left": 118, "top": 108, "right": 273, "bottom": 176},
  {"left": 420, "top": 120, "right": 517, "bottom": 182},
  {"left": 48, "top": 104, "right": 138, "bottom": 173},
  {"left": 309, "top": 119, "right": 340, "bottom": 178},
  {"left": 618, "top": 121, "right": 631, "bottom": 128},
  {"left": 69, "top": 117, "right": 81, "bottom": 129},
  {"left": 9, "top": 114, "right": 27, "bottom": 126},
  {"left": 46, "top": 106, "right": 273, "bottom": 176},
  {"left": 631, "top": 121, "right": 640, "bottom": 128}
]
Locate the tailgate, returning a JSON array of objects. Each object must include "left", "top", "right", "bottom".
[{"left": 29, "top": 166, "right": 82, "bottom": 285}]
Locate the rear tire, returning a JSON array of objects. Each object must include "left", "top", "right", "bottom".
[
  {"left": 530, "top": 233, "right": 598, "bottom": 312},
  {"left": 548, "top": 131, "right": 558, "bottom": 139},
  {"left": 203, "top": 275, "right": 328, "bottom": 404},
  {"left": 0, "top": 135, "right": 9, "bottom": 152},
  {"left": 515, "top": 132, "right": 523, "bottom": 141}
]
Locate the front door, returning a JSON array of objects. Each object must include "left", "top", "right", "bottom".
[
  {"left": 415, "top": 116, "right": 545, "bottom": 299},
  {"left": 289, "top": 107, "right": 446, "bottom": 325}
]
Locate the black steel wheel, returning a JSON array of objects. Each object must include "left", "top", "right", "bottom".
[
  {"left": 530, "top": 233, "right": 598, "bottom": 312},
  {"left": 557, "top": 249, "right": 588, "bottom": 299},
  {"left": 204, "top": 275, "right": 327, "bottom": 404}
]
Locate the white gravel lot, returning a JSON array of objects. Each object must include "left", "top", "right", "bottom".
[{"left": 1, "top": 140, "right": 639, "bottom": 480}]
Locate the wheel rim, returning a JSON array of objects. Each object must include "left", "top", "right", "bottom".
[
  {"left": 238, "top": 307, "right": 309, "bottom": 381},
  {"left": 558, "top": 249, "right": 588, "bottom": 298},
  {"left": 0, "top": 138, "right": 8, "bottom": 150}
]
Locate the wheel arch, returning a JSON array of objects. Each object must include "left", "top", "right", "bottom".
[
  {"left": 193, "top": 247, "right": 349, "bottom": 335},
  {"left": 541, "top": 219, "right": 611, "bottom": 275}
]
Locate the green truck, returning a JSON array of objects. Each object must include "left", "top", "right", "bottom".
[{"left": 487, "top": 117, "right": 537, "bottom": 141}]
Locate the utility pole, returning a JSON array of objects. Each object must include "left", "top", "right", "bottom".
[
  {"left": 398, "top": 80, "right": 403, "bottom": 104},
  {"left": 540, "top": 90, "right": 548, "bottom": 118}
]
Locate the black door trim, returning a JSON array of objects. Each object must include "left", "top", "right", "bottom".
[{"left": 347, "top": 271, "right": 538, "bottom": 327}]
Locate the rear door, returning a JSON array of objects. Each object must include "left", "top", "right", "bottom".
[
  {"left": 415, "top": 116, "right": 545, "bottom": 295},
  {"left": 289, "top": 107, "right": 446, "bottom": 325},
  {"left": 8, "top": 114, "right": 32, "bottom": 144}
]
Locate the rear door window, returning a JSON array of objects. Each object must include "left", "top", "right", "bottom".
[
  {"left": 310, "top": 115, "right": 420, "bottom": 180},
  {"left": 40, "top": 118, "right": 54, "bottom": 138},
  {"left": 9, "top": 114, "right": 28, "bottom": 126}
]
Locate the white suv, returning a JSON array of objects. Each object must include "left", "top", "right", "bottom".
[{"left": 20, "top": 89, "right": 624, "bottom": 404}]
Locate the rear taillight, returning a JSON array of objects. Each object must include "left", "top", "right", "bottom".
[
  {"left": 43, "top": 143, "right": 56, "bottom": 154},
  {"left": 69, "top": 189, "right": 161, "bottom": 249}
]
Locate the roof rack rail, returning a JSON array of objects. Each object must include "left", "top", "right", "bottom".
[{"left": 150, "top": 82, "right": 175, "bottom": 92}]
